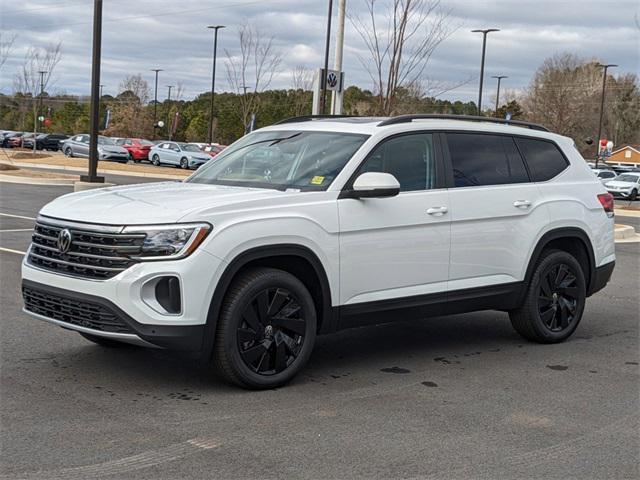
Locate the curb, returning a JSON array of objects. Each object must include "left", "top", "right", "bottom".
[
  {"left": 614, "top": 224, "right": 640, "bottom": 243},
  {"left": 615, "top": 209, "right": 640, "bottom": 218},
  {"left": 6, "top": 160, "right": 188, "bottom": 180},
  {"left": 0, "top": 173, "right": 77, "bottom": 186}
]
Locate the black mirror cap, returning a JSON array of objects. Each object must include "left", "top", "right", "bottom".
[
  {"left": 340, "top": 186, "right": 401, "bottom": 199},
  {"left": 584, "top": 137, "right": 594, "bottom": 146}
]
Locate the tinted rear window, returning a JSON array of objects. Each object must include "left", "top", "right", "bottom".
[
  {"left": 447, "top": 133, "right": 529, "bottom": 187},
  {"left": 515, "top": 138, "right": 568, "bottom": 181}
]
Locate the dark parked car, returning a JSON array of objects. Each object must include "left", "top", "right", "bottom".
[{"left": 34, "top": 133, "right": 69, "bottom": 151}]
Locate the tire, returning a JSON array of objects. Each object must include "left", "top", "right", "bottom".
[
  {"left": 509, "top": 250, "right": 586, "bottom": 343},
  {"left": 630, "top": 189, "right": 638, "bottom": 201},
  {"left": 64, "top": 147, "right": 73, "bottom": 157},
  {"left": 79, "top": 332, "right": 135, "bottom": 348},
  {"left": 180, "top": 157, "right": 189, "bottom": 169},
  {"left": 151, "top": 154, "right": 160, "bottom": 166},
  {"left": 214, "top": 267, "right": 317, "bottom": 389}
]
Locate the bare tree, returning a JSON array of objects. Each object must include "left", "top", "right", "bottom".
[
  {"left": 225, "top": 23, "right": 282, "bottom": 130},
  {"left": 13, "top": 42, "right": 62, "bottom": 150},
  {"left": 105, "top": 74, "right": 153, "bottom": 137},
  {"left": 0, "top": 33, "right": 17, "bottom": 71},
  {"left": 350, "top": 0, "right": 456, "bottom": 115},
  {"left": 291, "top": 65, "right": 313, "bottom": 116}
]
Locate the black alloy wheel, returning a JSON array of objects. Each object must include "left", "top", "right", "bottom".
[
  {"left": 537, "top": 263, "right": 579, "bottom": 332},
  {"left": 237, "top": 287, "right": 306, "bottom": 375},
  {"left": 214, "top": 267, "right": 317, "bottom": 389},
  {"left": 509, "top": 250, "right": 586, "bottom": 343}
]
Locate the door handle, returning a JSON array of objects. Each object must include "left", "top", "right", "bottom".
[
  {"left": 513, "top": 200, "right": 532, "bottom": 208},
  {"left": 427, "top": 206, "right": 448, "bottom": 216}
]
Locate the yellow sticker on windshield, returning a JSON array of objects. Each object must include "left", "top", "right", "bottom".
[{"left": 311, "top": 176, "right": 325, "bottom": 185}]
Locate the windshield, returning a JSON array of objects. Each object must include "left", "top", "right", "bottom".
[
  {"left": 140, "top": 139, "right": 154, "bottom": 146},
  {"left": 616, "top": 174, "right": 640, "bottom": 182},
  {"left": 182, "top": 144, "right": 202, "bottom": 152},
  {"left": 98, "top": 136, "right": 115, "bottom": 145},
  {"left": 187, "top": 130, "right": 369, "bottom": 191}
]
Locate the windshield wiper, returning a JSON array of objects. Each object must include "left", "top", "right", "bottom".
[{"left": 231, "top": 132, "right": 303, "bottom": 152}]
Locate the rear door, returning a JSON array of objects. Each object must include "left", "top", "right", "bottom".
[
  {"left": 444, "top": 132, "right": 548, "bottom": 292},
  {"left": 338, "top": 132, "right": 450, "bottom": 325}
]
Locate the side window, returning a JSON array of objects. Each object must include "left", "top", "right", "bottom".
[
  {"left": 355, "top": 133, "right": 437, "bottom": 192},
  {"left": 446, "top": 133, "right": 529, "bottom": 188},
  {"left": 515, "top": 137, "right": 568, "bottom": 182}
]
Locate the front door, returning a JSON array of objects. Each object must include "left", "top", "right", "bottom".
[{"left": 338, "top": 132, "right": 450, "bottom": 326}]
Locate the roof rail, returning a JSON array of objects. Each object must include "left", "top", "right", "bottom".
[
  {"left": 273, "top": 115, "right": 360, "bottom": 125},
  {"left": 377, "top": 114, "right": 550, "bottom": 132}
]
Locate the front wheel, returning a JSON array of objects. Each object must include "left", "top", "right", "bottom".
[
  {"left": 180, "top": 157, "right": 189, "bottom": 169},
  {"left": 630, "top": 189, "right": 638, "bottom": 201},
  {"left": 509, "top": 250, "right": 586, "bottom": 343},
  {"left": 64, "top": 147, "right": 73, "bottom": 157},
  {"left": 214, "top": 268, "right": 317, "bottom": 389},
  {"left": 151, "top": 154, "right": 160, "bottom": 166}
]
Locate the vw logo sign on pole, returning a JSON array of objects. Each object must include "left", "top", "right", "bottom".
[
  {"left": 327, "top": 72, "right": 338, "bottom": 89},
  {"left": 57, "top": 229, "right": 72, "bottom": 253}
]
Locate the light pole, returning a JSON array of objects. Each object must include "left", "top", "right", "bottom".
[
  {"left": 150, "top": 68, "right": 163, "bottom": 139},
  {"left": 471, "top": 28, "right": 499, "bottom": 115},
  {"left": 320, "top": 0, "right": 333, "bottom": 114},
  {"left": 207, "top": 25, "right": 225, "bottom": 145},
  {"left": 491, "top": 75, "right": 507, "bottom": 117},
  {"left": 82, "top": 0, "right": 104, "bottom": 184},
  {"left": 595, "top": 63, "right": 617, "bottom": 168},
  {"left": 166, "top": 85, "right": 174, "bottom": 140},
  {"left": 37, "top": 70, "right": 46, "bottom": 140}
]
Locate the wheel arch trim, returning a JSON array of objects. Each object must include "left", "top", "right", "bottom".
[
  {"left": 202, "top": 244, "right": 335, "bottom": 359},
  {"left": 523, "top": 227, "right": 597, "bottom": 299}
]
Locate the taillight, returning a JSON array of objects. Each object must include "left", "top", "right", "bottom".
[{"left": 597, "top": 193, "right": 614, "bottom": 218}]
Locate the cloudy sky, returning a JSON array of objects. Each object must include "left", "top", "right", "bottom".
[{"left": 1, "top": 0, "right": 638, "bottom": 104}]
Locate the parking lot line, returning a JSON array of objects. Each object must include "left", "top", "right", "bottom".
[
  {"left": 0, "top": 212, "right": 36, "bottom": 221},
  {"left": 0, "top": 229, "right": 33, "bottom": 233},
  {"left": 0, "top": 246, "right": 25, "bottom": 255}
]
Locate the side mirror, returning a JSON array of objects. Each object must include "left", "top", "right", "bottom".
[{"left": 344, "top": 172, "right": 400, "bottom": 199}]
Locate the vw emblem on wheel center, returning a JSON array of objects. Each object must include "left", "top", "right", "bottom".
[{"left": 57, "top": 229, "right": 72, "bottom": 253}]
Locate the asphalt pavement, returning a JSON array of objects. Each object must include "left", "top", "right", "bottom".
[{"left": 0, "top": 179, "right": 638, "bottom": 480}]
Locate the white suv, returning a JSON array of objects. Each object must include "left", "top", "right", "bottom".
[{"left": 22, "top": 115, "right": 616, "bottom": 389}]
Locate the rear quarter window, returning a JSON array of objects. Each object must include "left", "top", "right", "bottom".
[{"left": 515, "top": 137, "right": 569, "bottom": 182}]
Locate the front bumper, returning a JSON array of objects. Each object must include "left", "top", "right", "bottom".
[
  {"left": 21, "top": 248, "right": 227, "bottom": 350},
  {"left": 22, "top": 280, "right": 205, "bottom": 350},
  {"left": 606, "top": 189, "right": 634, "bottom": 198}
]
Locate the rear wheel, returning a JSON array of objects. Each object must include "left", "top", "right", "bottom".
[
  {"left": 79, "top": 332, "right": 135, "bottom": 348},
  {"left": 214, "top": 268, "right": 317, "bottom": 389},
  {"left": 509, "top": 250, "right": 586, "bottom": 343},
  {"left": 151, "top": 154, "right": 160, "bottom": 166}
]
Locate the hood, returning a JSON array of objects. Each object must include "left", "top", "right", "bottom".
[
  {"left": 39, "top": 181, "right": 286, "bottom": 225},
  {"left": 605, "top": 180, "right": 636, "bottom": 188}
]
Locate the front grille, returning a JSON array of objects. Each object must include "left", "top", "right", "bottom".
[
  {"left": 28, "top": 219, "right": 145, "bottom": 279},
  {"left": 23, "top": 286, "right": 134, "bottom": 334}
]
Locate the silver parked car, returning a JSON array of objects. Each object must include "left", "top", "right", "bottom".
[
  {"left": 62, "top": 134, "right": 130, "bottom": 163},
  {"left": 149, "top": 142, "right": 213, "bottom": 169}
]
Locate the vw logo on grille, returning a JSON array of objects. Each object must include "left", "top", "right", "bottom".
[{"left": 57, "top": 228, "right": 72, "bottom": 253}]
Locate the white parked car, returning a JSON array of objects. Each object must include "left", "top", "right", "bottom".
[
  {"left": 149, "top": 142, "right": 212, "bottom": 169},
  {"left": 604, "top": 172, "right": 640, "bottom": 201},
  {"left": 22, "top": 115, "right": 616, "bottom": 389}
]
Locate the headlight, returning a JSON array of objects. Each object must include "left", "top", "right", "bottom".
[{"left": 123, "top": 223, "right": 211, "bottom": 260}]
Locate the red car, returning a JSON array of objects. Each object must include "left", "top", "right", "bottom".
[
  {"left": 115, "top": 138, "right": 154, "bottom": 162},
  {"left": 5, "top": 133, "right": 25, "bottom": 148},
  {"left": 200, "top": 144, "right": 226, "bottom": 157}
]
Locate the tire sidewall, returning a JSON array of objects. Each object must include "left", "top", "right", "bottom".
[
  {"left": 527, "top": 251, "right": 586, "bottom": 342},
  {"left": 220, "top": 269, "right": 317, "bottom": 389}
]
